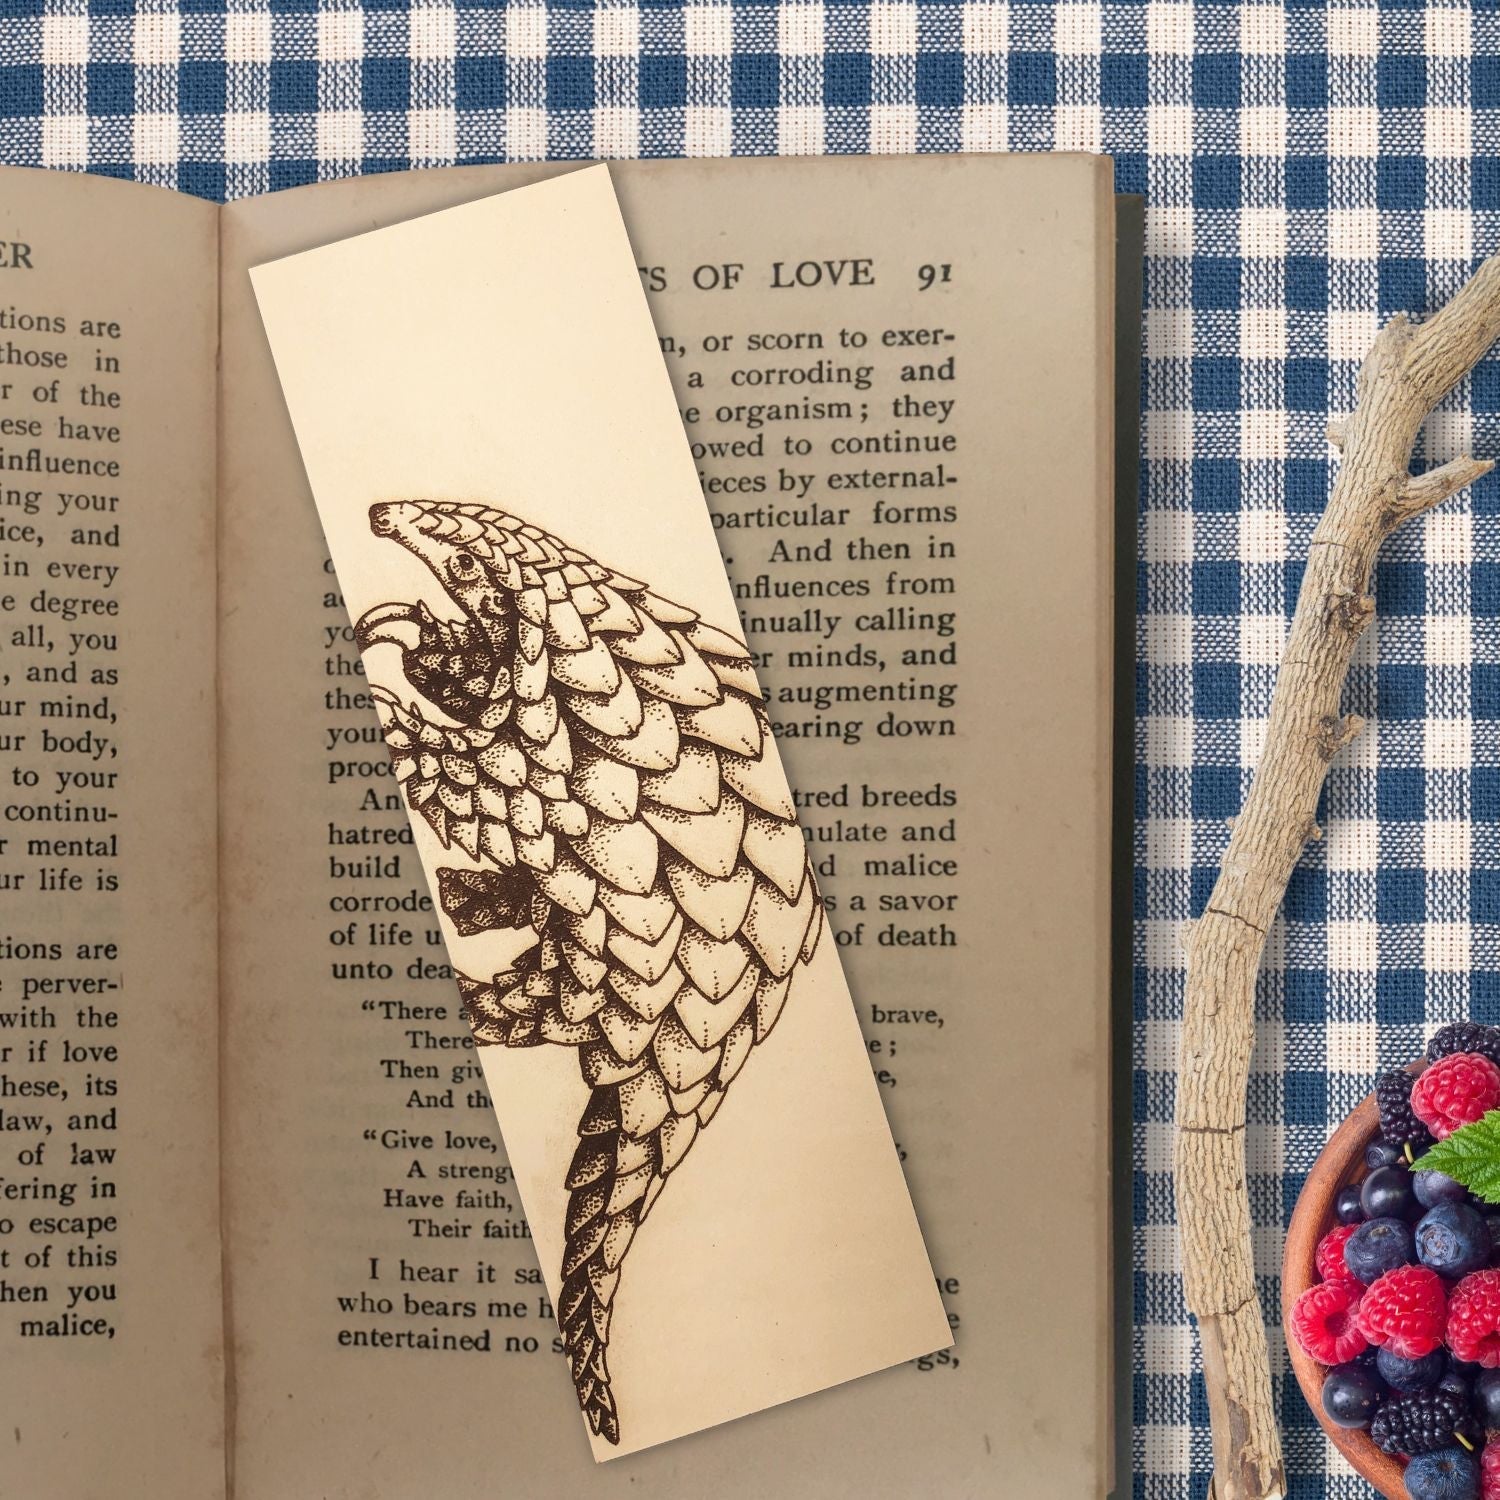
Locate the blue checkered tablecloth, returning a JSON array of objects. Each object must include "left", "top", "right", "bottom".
[{"left": 9, "top": 3, "right": 1500, "bottom": 1494}]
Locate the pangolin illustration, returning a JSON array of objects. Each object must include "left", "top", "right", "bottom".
[{"left": 355, "top": 500, "right": 823, "bottom": 1444}]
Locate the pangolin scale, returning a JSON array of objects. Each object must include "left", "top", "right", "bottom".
[{"left": 355, "top": 499, "right": 822, "bottom": 1444}]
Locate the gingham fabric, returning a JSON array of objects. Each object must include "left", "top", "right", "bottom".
[{"left": 6, "top": 3, "right": 1500, "bottom": 1494}]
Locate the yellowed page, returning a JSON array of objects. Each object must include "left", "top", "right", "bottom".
[
  {"left": 219, "top": 154, "right": 1113, "bottom": 1496},
  {"left": 0, "top": 167, "right": 223, "bottom": 1499}
]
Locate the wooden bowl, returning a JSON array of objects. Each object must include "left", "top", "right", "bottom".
[{"left": 1282, "top": 1071, "right": 1420, "bottom": 1500}]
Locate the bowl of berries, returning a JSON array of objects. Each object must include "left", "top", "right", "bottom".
[{"left": 1285, "top": 1023, "right": 1500, "bottom": 1499}]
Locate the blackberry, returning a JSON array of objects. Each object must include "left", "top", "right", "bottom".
[
  {"left": 1428, "top": 1021, "right": 1500, "bottom": 1068},
  {"left": 1376, "top": 1069, "right": 1436, "bottom": 1153},
  {"left": 1368, "top": 1390, "right": 1479, "bottom": 1457}
]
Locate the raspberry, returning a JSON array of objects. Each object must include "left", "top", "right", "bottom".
[
  {"left": 1357, "top": 1265, "right": 1447, "bottom": 1359},
  {"left": 1369, "top": 1389, "right": 1480, "bottom": 1456},
  {"left": 1376, "top": 1069, "right": 1436, "bottom": 1153},
  {"left": 1413, "top": 1053, "right": 1500, "bottom": 1140},
  {"left": 1316, "top": 1224, "right": 1363, "bottom": 1283},
  {"left": 1484, "top": 1441, "right": 1500, "bottom": 1500},
  {"left": 1431, "top": 1022, "right": 1500, "bottom": 1069},
  {"left": 1291, "top": 1277, "right": 1368, "bottom": 1365},
  {"left": 1449, "top": 1270, "right": 1500, "bottom": 1368}
]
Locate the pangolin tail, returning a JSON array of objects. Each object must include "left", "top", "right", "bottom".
[
  {"left": 557, "top": 1086, "right": 632, "bottom": 1445},
  {"left": 559, "top": 1068, "right": 717, "bottom": 1445}
]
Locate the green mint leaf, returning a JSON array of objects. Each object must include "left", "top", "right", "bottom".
[{"left": 1410, "top": 1109, "right": 1500, "bottom": 1204}]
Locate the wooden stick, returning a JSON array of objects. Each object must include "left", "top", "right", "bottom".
[{"left": 1176, "top": 257, "right": 1500, "bottom": 1500}]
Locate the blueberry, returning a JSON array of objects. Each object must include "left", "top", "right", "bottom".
[
  {"left": 1362, "top": 1165, "right": 1420, "bottom": 1222},
  {"left": 1367, "top": 1141, "right": 1405, "bottom": 1171},
  {"left": 1474, "top": 1367, "right": 1500, "bottom": 1427},
  {"left": 1376, "top": 1346, "right": 1446, "bottom": 1392},
  {"left": 1346, "top": 1216, "right": 1418, "bottom": 1282},
  {"left": 1402, "top": 1445, "right": 1479, "bottom": 1500},
  {"left": 1337, "top": 1184, "right": 1367, "bottom": 1225},
  {"left": 1415, "top": 1170, "right": 1470, "bottom": 1209},
  {"left": 1417, "top": 1201, "right": 1493, "bottom": 1279},
  {"left": 1320, "top": 1361, "right": 1384, "bottom": 1429}
]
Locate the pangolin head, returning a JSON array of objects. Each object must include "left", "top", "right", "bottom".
[
  {"left": 369, "top": 499, "right": 528, "bottom": 633},
  {"left": 364, "top": 499, "right": 573, "bottom": 722}
]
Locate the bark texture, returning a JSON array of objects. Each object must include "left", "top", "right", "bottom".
[{"left": 1176, "top": 258, "right": 1500, "bottom": 1500}]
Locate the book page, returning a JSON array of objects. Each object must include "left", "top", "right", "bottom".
[
  {"left": 0, "top": 168, "right": 223, "bottom": 1498},
  {"left": 218, "top": 154, "right": 1115, "bottom": 1496}
]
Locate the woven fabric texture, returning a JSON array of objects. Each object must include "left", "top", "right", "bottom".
[{"left": 7, "top": 3, "right": 1500, "bottom": 1494}]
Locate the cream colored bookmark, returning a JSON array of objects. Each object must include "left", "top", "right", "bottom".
[{"left": 251, "top": 164, "right": 950, "bottom": 1459}]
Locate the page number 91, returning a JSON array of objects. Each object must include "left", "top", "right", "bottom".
[{"left": 917, "top": 263, "right": 952, "bottom": 291}]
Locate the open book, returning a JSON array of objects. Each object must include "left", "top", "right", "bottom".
[{"left": 0, "top": 154, "right": 1136, "bottom": 1498}]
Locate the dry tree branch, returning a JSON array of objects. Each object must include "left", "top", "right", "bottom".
[{"left": 1176, "top": 258, "right": 1500, "bottom": 1500}]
